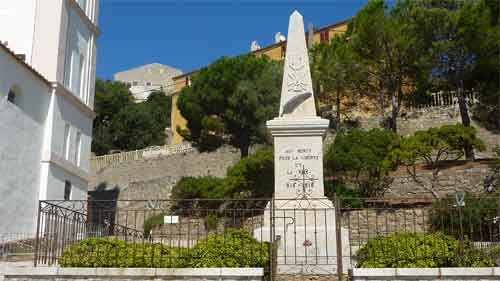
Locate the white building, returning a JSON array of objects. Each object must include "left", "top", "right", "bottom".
[
  {"left": 0, "top": 0, "right": 99, "bottom": 234},
  {"left": 114, "top": 63, "right": 182, "bottom": 102}
]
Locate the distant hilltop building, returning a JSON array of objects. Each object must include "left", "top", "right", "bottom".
[
  {"left": 114, "top": 63, "right": 183, "bottom": 102},
  {"left": 0, "top": 0, "right": 99, "bottom": 234}
]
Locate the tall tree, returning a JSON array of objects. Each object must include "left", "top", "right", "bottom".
[
  {"left": 311, "top": 36, "right": 367, "bottom": 127},
  {"left": 144, "top": 90, "right": 172, "bottom": 132},
  {"left": 411, "top": 0, "right": 498, "bottom": 159},
  {"left": 92, "top": 79, "right": 134, "bottom": 155},
  {"left": 177, "top": 55, "right": 282, "bottom": 157},
  {"left": 347, "top": 0, "right": 424, "bottom": 132},
  {"left": 471, "top": 0, "right": 500, "bottom": 132},
  {"left": 92, "top": 80, "right": 172, "bottom": 155}
]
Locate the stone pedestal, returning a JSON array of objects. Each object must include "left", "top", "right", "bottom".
[
  {"left": 254, "top": 198, "right": 351, "bottom": 275},
  {"left": 253, "top": 118, "right": 350, "bottom": 275}
]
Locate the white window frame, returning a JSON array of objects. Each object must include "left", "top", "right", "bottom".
[
  {"left": 78, "top": 53, "right": 85, "bottom": 100},
  {"left": 63, "top": 124, "right": 71, "bottom": 160},
  {"left": 75, "top": 132, "right": 82, "bottom": 167}
]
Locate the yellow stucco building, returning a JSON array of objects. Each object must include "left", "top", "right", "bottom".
[{"left": 170, "top": 19, "right": 350, "bottom": 144}]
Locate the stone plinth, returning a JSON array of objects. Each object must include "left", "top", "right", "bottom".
[{"left": 254, "top": 198, "right": 350, "bottom": 275}]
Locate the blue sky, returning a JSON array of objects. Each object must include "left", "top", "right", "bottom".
[{"left": 96, "top": 0, "right": 375, "bottom": 79}]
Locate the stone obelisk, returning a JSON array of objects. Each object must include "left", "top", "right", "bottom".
[
  {"left": 254, "top": 11, "right": 350, "bottom": 275},
  {"left": 267, "top": 10, "right": 330, "bottom": 205}
]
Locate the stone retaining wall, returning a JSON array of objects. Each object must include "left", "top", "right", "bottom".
[
  {"left": 387, "top": 161, "right": 493, "bottom": 197},
  {"left": 343, "top": 208, "right": 428, "bottom": 247},
  {"left": 89, "top": 145, "right": 244, "bottom": 200},
  {"left": 352, "top": 267, "right": 500, "bottom": 281},
  {"left": 360, "top": 106, "right": 499, "bottom": 158},
  {"left": 2, "top": 267, "right": 263, "bottom": 281}
]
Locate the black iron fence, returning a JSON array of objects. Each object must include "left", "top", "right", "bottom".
[
  {"left": 34, "top": 196, "right": 500, "bottom": 276},
  {"left": 0, "top": 233, "right": 36, "bottom": 261}
]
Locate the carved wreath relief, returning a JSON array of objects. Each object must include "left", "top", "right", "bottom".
[{"left": 287, "top": 54, "right": 308, "bottom": 93}]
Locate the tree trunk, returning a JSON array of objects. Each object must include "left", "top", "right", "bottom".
[
  {"left": 457, "top": 81, "right": 474, "bottom": 160},
  {"left": 240, "top": 141, "right": 250, "bottom": 158},
  {"left": 430, "top": 170, "right": 441, "bottom": 200},
  {"left": 336, "top": 89, "right": 341, "bottom": 126},
  {"left": 391, "top": 93, "right": 398, "bottom": 132},
  {"left": 379, "top": 81, "right": 385, "bottom": 123}
]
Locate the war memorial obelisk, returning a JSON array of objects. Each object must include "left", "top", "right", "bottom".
[{"left": 255, "top": 11, "right": 350, "bottom": 275}]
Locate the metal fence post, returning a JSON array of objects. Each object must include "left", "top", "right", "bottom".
[
  {"left": 335, "top": 194, "right": 343, "bottom": 281},
  {"left": 270, "top": 197, "right": 275, "bottom": 281},
  {"left": 34, "top": 200, "right": 42, "bottom": 267}
]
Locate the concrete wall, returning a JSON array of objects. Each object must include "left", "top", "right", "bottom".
[
  {"left": 0, "top": 48, "right": 51, "bottom": 234},
  {"left": 0, "top": 1, "right": 37, "bottom": 64},
  {"left": 352, "top": 267, "right": 500, "bottom": 281},
  {"left": 2, "top": 267, "right": 264, "bottom": 281}
]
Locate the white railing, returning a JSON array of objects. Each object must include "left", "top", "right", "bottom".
[
  {"left": 91, "top": 143, "right": 193, "bottom": 171},
  {"left": 408, "top": 90, "right": 478, "bottom": 110}
]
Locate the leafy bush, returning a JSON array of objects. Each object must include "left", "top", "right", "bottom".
[
  {"left": 487, "top": 246, "right": 500, "bottom": 266},
  {"left": 169, "top": 176, "right": 226, "bottom": 210},
  {"left": 170, "top": 147, "right": 273, "bottom": 207},
  {"left": 143, "top": 213, "right": 167, "bottom": 236},
  {"left": 356, "top": 232, "right": 495, "bottom": 268},
  {"left": 185, "top": 228, "right": 269, "bottom": 268},
  {"left": 326, "top": 128, "right": 398, "bottom": 197},
  {"left": 324, "top": 180, "right": 363, "bottom": 208},
  {"left": 429, "top": 194, "right": 500, "bottom": 241},
  {"left": 386, "top": 124, "right": 486, "bottom": 199},
  {"left": 59, "top": 229, "right": 269, "bottom": 269},
  {"left": 59, "top": 237, "right": 182, "bottom": 268},
  {"left": 224, "top": 147, "right": 274, "bottom": 199}
]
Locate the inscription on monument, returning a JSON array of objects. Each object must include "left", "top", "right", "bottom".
[{"left": 279, "top": 147, "right": 320, "bottom": 198}]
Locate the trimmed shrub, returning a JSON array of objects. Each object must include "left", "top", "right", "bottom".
[
  {"left": 186, "top": 228, "right": 269, "bottom": 268},
  {"left": 355, "top": 232, "right": 494, "bottom": 268},
  {"left": 487, "top": 246, "right": 500, "bottom": 266},
  {"left": 59, "top": 237, "right": 183, "bottom": 268},
  {"left": 59, "top": 229, "right": 269, "bottom": 269}
]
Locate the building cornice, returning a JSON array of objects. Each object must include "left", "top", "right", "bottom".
[
  {"left": 41, "top": 151, "right": 90, "bottom": 182},
  {"left": 52, "top": 83, "right": 96, "bottom": 120},
  {"left": 67, "top": 0, "right": 101, "bottom": 37}
]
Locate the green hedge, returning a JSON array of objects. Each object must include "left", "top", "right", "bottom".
[
  {"left": 59, "top": 237, "right": 182, "bottom": 268},
  {"left": 59, "top": 228, "right": 268, "bottom": 268},
  {"left": 186, "top": 228, "right": 269, "bottom": 268},
  {"left": 356, "top": 232, "right": 495, "bottom": 268}
]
